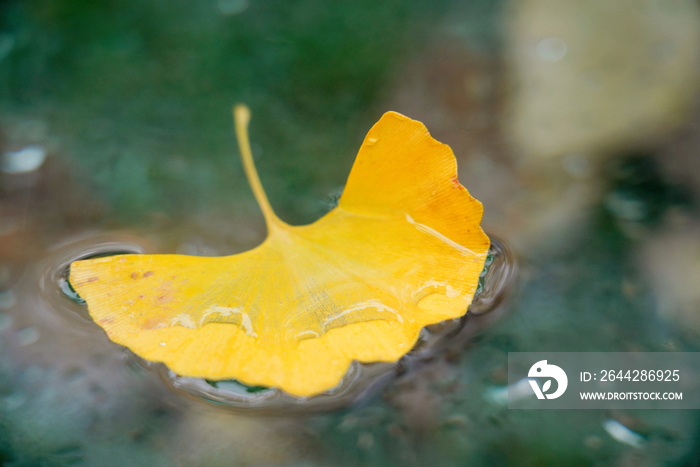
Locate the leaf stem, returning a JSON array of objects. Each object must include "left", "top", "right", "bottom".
[{"left": 233, "top": 104, "right": 285, "bottom": 232}]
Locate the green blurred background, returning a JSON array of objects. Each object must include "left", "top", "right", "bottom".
[{"left": 0, "top": 0, "right": 498, "bottom": 223}]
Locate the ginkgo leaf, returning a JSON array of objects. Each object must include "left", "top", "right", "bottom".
[{"left": 70, "top": 105, "right": 490, "bottom": 397}]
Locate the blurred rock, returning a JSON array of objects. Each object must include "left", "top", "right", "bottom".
[{"left": 504, "top": 0, "right": 700, "bottom": 160}]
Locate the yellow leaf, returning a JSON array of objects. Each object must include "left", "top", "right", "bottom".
[{"left": 70, "top": 105, "right": 490, "bottom": 397}]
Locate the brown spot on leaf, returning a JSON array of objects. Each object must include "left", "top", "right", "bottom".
[
  {"left": 155, "top": 294, "right": 169, "bottom": 304},
  {"left": 131, "top": 272, "right": 139, "bottom": 279},
  {"left": 143, "top": 271, "right": 154, "bottom": 278}
]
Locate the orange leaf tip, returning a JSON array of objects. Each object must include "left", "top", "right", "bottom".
[{"left": 70, "top": 105, "right": 490, "bottom": 397}]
